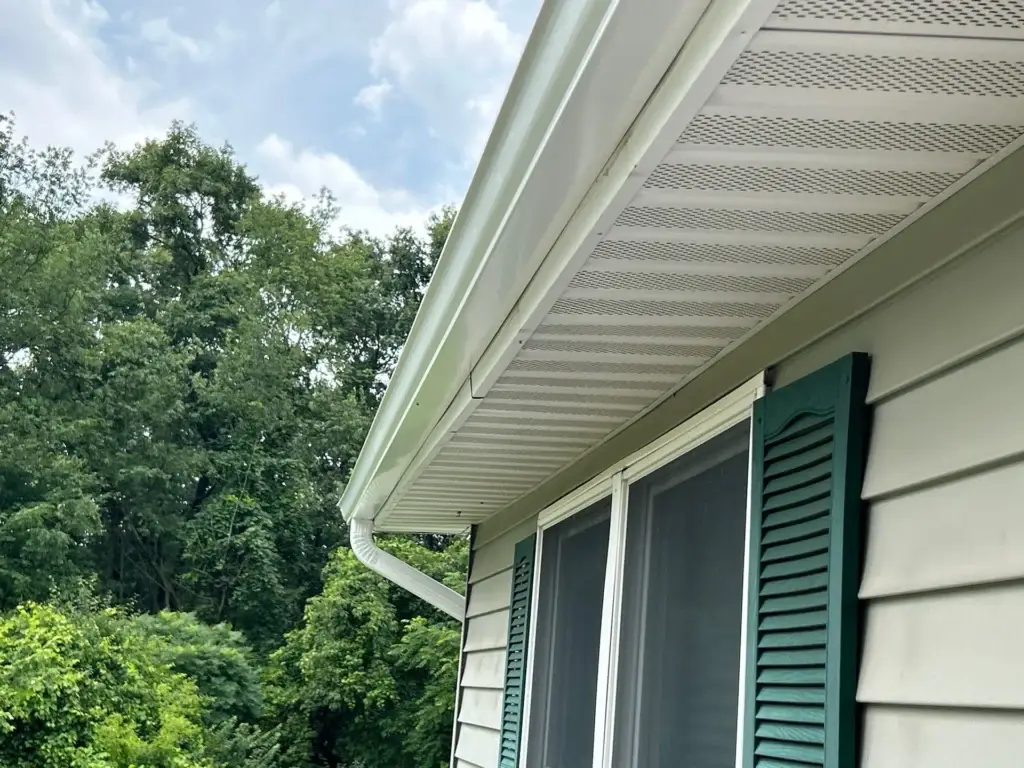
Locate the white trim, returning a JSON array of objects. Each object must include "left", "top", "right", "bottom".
[
  {"left": 521, "top": 371, "right": 766, "bottom": 768},
  {"left": 622, "top": 373, "right": 766, "bottom": 482},
  {"left": 535, "top": 372, "right": 764, "bottom": 532},
  {"left": 734, "top": 422, "right": 758, "bottom": 768},
  {"left": 517, "top": 528, "right": 544, "bottom": 768},
  {"left": 592, "top": 472, "right": 629, "bottom": 768},
  {"left": 537, "top": 473, "right": 615, "bottom": 530}
]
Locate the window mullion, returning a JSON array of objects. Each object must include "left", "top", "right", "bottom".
[{"left": 592, "top": 471, "right": 629, "bottom": 768}]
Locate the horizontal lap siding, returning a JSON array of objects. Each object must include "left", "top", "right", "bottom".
[
  {"left": 454, "top": 521, "right": 535, "bottom": 768},
  {"left": 452, "top": 221, "right": 1024, "bottom": 768},
  {"left": 774, "top": 220, "right": 1024, "bottom": 768}
]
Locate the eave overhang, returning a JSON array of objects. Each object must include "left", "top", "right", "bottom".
[{"left": 340, "top": 0, "right": 1024, "bottom": 534}]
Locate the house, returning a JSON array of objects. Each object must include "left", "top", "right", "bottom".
[{"left": 340, "top": 1, "right": 1024, "bottom": 767}]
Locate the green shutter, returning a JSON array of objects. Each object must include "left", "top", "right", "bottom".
[
  {"left": 498, "top": 534, "right": 537, "bottom": 768},
  {"left": 743, "top": 353, "right": 871, "bottom": 768}
]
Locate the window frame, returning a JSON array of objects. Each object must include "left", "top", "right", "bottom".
[{"left": 518, "top": 372, "right": 766, "bottom": 768}]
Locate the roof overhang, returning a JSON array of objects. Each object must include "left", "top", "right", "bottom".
[{"left": 341, "top": 0, "right": 1024, "bottom": 534}]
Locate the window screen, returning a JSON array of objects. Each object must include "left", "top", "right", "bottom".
[
  {"left": 613, "top": 423, "right": 750, "bottom": 768},
  {"left": 527, "top": 498, "right": 611, "bottom": 768}
]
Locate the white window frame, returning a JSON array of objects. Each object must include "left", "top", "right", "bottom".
[{"left": 518, "top": 372, "right": 766, "bottom": 768}]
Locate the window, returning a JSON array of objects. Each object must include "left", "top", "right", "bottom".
[
  {"left": 499, "top": 362, "right": 870, "bottom": 768},
  {"left": 526, "top": 499, "right": 611, "bottom": 768},
  {"left": 613, "top": 422, "right": 750, "bottom": 768}
]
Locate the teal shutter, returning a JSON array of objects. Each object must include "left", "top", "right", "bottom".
[
  {"left": 743, "top": 353, "right": 871, "bottom": 768},
  {"left": 498, "top": 534, "right": 537, "bottom": 768}
]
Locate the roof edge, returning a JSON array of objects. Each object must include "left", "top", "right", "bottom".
[{"left": 341, "top": 0, "right": 772, "bottom": 528}]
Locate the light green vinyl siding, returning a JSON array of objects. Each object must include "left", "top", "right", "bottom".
[{"left": 454, "top": 213, "right": 1024, "bottom": 768}]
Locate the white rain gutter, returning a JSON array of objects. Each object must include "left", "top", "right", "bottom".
[
  {"left": 337, "top": 0, "right": 625, "bottom": 618},
  {"left": 339, "top": 0, "right": 770, "bottom": 616},
  {"left": 349, "top": 519, "right": 465, "bottom": 620},
  {"left": 339, "top": 0, "right": 616, "bottom": 526}
]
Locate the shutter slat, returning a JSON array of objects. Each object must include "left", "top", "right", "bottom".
[
  {"left": 763, "top": 419, "right": 833, "bottom": 462},
  {"left": 764, "top": 437, "right": 834, "bottom": 479},
  {"left": 761, "top": 553, "right": 829, "bottom": 580},
  {"left": 756, "top": 686, "right": 826, "bottom": 704},
  {"left": 761, "top": 534, "right": 829, "bottom": 563},
  {"left": 762, "top": 458, "right": 833, "bottom": 497},
  {"left": 761, "top": 516, "right": 830, "bottom": 547},
  {"left": 762, "top": 478, "right": 832, "bottom": 513},
  {"left": 757, "top": 667, "right": 826, "bottom": 685},
  {"left": 762, "top": 498, "right": 831, "bottom": 530},
  {"left": 760, "top": 572, "right": 829, "bottom": 598},
  {"left": 759, "top": 629, "right": 827, "bottom": 649},
  {"left": 743, "top": 354, "right": 870, "bottom": 768},
  {"left": 759, "top": 609, "right": 826, "bottom": 632},
  {"left": 760, "top": 590, "right": 828, "bottom": 614},
  {"left": 758, "top": 649, "right": 827, "bottom": 667},
  {"left": 755, "top": 723, "right": 825, "bottom": 745},
  {"left": 496, "top": 534, "right": 536, "bottom": 768},
  {"left": 757, "top": 704, "right": 826, "bottom": 724},
  {"left": 755, "top": 739, "right": 825, "bottom": 764}
]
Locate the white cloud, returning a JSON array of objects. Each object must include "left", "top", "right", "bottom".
[
  {"left": 81, "top": 0, "right": 109, "bottom": 23},
  {"left": 354, "top": 79, "right": 393, "bottom": 118},
  {"left": 0, "top": 1, "right": 433, "bottom": 238},
  {"left": 255, "top": 134, "right": 437, "bottom": 236},
  {"left": 140, "top": 17, "right": 209, "bottom": 62},
  {"left": 0, "top": 0, "right": 541, "bottom": 239},
  {"left": 0, "top": 0, "right": 190, "bottom": 155},
  {"left": 366, "top": 0, "right": 525, "bottom": 165}
]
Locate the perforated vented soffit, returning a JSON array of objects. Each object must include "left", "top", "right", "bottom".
[{"left": 381, "top": 0, "right": 1024, "bottom": 532}]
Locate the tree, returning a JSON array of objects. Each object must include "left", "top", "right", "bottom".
[
  {"left": 264, "top": 537, "right": 467, "bottom": 768},
  {"left": 0, "top": 114, "right": 464, "bottom": 767},
  {"left": 0, "top": 601, "right": 210, "bottom": 768},
  {"left": 134, "top": 611, "right": 284, "bottom": 768}
]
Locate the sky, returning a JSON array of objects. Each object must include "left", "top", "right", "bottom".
[{"left": 0, "top": 0, "right": 542, "bottom": 234}]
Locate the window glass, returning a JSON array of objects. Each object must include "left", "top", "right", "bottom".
[
  {"left": 613, "top": 423, "right": 750, "bottom": 768},
  {"left": 527, "top": 499, "right": 611, "bottom": 768}
]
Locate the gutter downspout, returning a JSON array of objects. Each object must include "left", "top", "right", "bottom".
[{"left": 349, "top": 518, "right": 466, "bottom": 621}]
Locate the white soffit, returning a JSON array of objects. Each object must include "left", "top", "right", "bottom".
[{"left": 379, "top": 0, "right": 1024, "bottom": 532}]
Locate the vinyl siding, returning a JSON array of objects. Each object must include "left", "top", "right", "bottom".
[
  {"left": 451, "top": 528, "right": 527, "bottom": 768},
  {"left": 452, "top": 217, "right": 1024, "bottom": 767},
  {"left": 774, "top": 219, "right": 1024, "bottom": 768}
]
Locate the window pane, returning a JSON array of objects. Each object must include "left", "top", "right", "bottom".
[
  {"left": 613, "top": 423, "right": 750, "bottom": 768},
  {"left": 527, "top": 499, "right": 611, "bottom": 768}
]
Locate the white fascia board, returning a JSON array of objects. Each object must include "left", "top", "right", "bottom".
[
  {"left": 342, "top": 0, "right": 781, "bottom": 529},
  {"left": 339, "top": 0, "right": 615, "bottom": 522}
]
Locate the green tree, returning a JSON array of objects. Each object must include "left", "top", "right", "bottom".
[
  {"left": 133, "top": 611, "right": 283, "bottom": 768},
  {"left": 264, "top": 537, "right": 467, "bottom": 768},
  {"left": 0, "top": 114, "right": 464, "bottom": 767},
  {"left": 0, "top": 601, "right": 209, "bottom": 768},
  {"left": 134, "top": 611, "right": 265, "bottom": 725}
]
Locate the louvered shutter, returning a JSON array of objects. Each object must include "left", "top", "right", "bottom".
[
  {"left": 498, "top": 534, "right": 536, "bottom": 768},
  {"left": 743, "top": 353, "right": 870, "bottom": 768}
]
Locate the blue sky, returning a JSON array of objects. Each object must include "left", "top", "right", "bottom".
[{"left": 0, "top": 0, "right": 541, "bottom": 234}]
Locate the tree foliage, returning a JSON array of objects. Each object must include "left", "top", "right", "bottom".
[
  {"left": 265, "top": 538, "right": 466, "bottom": 768},
  {"left": 0, "top": 113, "right": 465, "bottom": 767},
  {"left": 0, "top": 600, "right": 210, "bottom": 768}
]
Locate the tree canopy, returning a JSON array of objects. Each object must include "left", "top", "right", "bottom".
[{"left": 0, "top": 113, "right": 465, "bottom": 768}]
